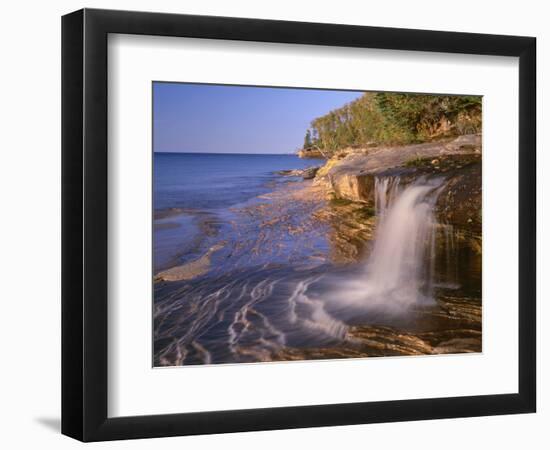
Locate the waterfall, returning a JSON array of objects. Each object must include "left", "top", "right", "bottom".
[
  {"left": 374, "top": 176, "right": 400, "bottom": 216},
  {"left": 369, "top": 176, "right": 443, "bottom": 305},
  {"left": 328, "top": 176, "right": 446, "bottom": 313}
]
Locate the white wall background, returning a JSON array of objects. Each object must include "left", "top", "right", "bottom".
[{"left": 0, "top": 0, "right": 546, "bottom": 448}]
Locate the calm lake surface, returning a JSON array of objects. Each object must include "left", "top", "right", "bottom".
[
  {"left": 154, "top": 152, "right": 322, "bottom": 271},
  {"left": 154, "top": 152, "right": 321, "bottom": 211}
]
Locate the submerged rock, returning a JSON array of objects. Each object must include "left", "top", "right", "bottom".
[
  {"left": 272, "top": 295, "right": 481, "bottom": 361},
  {"left": 154, "top": 242, "right": 225, "bottom": 282}
]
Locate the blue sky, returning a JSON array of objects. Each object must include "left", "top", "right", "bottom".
[{"left": 153, "top": 83, "right": 363, "bottom": 154}]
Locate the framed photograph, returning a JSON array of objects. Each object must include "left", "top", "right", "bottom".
[{"left": 62, "top": 8, "right": 536, "bottom": 442}]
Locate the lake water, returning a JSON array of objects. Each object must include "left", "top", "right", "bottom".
[
  {"left": 154, "top": 152, "right": 322, "bottom": 211},
  {"left": 154, "top": 153, "right": 322, "bottom": 272},
  {"left": 153, "top": 152, "right": 481, "bottom": 367}
]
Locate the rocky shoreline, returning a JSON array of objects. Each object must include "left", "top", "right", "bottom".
[
  {"left": 155, "top": 134, "right": 482, "bottom": 282},
  {"left": 268, "top": 135, "right": 483, "bottom": 360},
  {"left": 154, "top": 136, "right": 482, "bottom": 364},
  {"left": 303, "top": 134, "right": 482, "bottom": 253}
]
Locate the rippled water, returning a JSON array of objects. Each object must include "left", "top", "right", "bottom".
[{"left": 154, "top": 154, "right": 481, "bottom": 366}]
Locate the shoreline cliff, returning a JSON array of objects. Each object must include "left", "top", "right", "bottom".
[{"left": 290, "top": 134, "right": 481, "bottom": 252}]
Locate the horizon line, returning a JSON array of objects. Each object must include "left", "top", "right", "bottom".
[{"left": 154, "top": 151, "right": 298, "bottom": 156}]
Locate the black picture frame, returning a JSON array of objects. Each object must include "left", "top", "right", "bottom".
[{"left": 62, "top": 8, "right": 536, "bottom": 442}]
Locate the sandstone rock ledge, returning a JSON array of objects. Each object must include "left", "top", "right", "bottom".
[
  {"left": 313, "top": 134, "right": 482, "bottom": 239},
  {"left": 297, "top": 147, "right": 326, "bottom": 159}
]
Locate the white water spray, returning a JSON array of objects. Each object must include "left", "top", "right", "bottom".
[{"left": 330, "top": 176, "right": 445, "bottom": 313}]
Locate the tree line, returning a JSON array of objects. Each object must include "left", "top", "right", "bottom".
[{"left": 303, "top": 92, "right": 482, "bottom": 155}]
